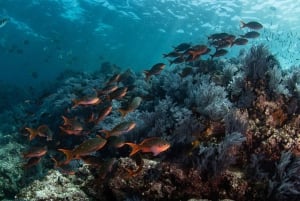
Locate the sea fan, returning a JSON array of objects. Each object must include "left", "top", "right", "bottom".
[
  {"left": 185, "top": 74, "right": 232, "bottom": 120},
  {"left": 268, "top": 151, "right": 300, "bottom": 201},
  {"left": 267, "top": 65, "right": 290, "bottom": 97},
  {"left": 197, "top": 132, "right": 246, "bottom": 178},
  {"left": 224, "top": 109, "right": 248, "bottom": 135},
  {"left": 283, "top": 66, "right": 300, "bottom": 99},
  {"left": 243, "top": 44, "right": 279, "bottom": 81}
]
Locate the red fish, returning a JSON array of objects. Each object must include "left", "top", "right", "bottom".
[
  {"left": 144, "top": 63, "right": 166, "bottom": 81},
  {"left": 58, "top": 136, "right": 107, "bottom": 164},
  {"left": 60, "top": 116, "right": 85, "bottom": 135},
  {"left": 23, "top": 146, "right": 47, "bottom": 158},
  {"left": 119, "top": 97, "right": 142, "bottom": 117},
  {"left": 72, "top": 96, "right": 101, "bottom": 108},
  {"left": 25, "top": 125, "right": 51, "bottom": 141},
  {"left": 100, "top": 121, "right": 136, "bottom": 139},
  {"left": 125, "top": 137, "right": 170, "bottom": 156}
]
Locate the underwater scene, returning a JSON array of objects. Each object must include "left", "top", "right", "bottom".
[{"left": 0, "top": 0, "right": 300, "bottom": 200}]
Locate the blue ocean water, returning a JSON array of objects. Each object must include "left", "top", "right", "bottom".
[
  {"left": 0, "top": 1, "right": 300, "bottom": 200},
  {"left": 0, "top": 0, "right": 299, "bottom": 87}
]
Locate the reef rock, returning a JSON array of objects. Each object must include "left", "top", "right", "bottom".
[
  {"left": 16, "top": 170, "right": 90, "bottom": 201},
  {"left": 0, "top": 141, "right": 24, "bottom": 199}
]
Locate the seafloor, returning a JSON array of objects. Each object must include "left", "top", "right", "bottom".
[{"left": 0, "top": 44, "right": 299, "bottom": 201}]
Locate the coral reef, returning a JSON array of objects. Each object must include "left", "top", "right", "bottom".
[
  {"left": 0, "top": 141, "right": 25, "bottom": 199},
  {"left": 16, "top": 170, "right": 90, "bottom": 201},
  {"left": 7, "top": 44, "right": 300, "bottom": 201}
]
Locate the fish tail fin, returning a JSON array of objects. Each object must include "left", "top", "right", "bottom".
[
  {"left": 118, "top": 108, "right": 128, "bottom": 118},
  {"left": 125, "top": 143, "right": 140, "bottom": 156},
  {"left": 162, "top": 53, "right": 168, "bottom": 58},
  {"left": 240, "top": 20, "right": 246, "bottom": 29},
  {"left": 25, "top": 127, "right": 38, "bottom": 141},
  {"left": 58, "top": 149, "right": 73, "bottom": 164},
  {"left": 72, "top": 99, "right": 79, "bottom": 108},
  {"left": 144, "top": 70, "right": 150, "bottom": 81}
]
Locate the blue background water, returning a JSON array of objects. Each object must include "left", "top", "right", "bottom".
[{"left": 0, "top": 0, "right": 299, "bottom": 87}]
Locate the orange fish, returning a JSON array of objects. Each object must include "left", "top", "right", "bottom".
[
  {"left": 51, "top": 157, "right": 76, "bottom": 175},
  {"left": 106, "top": 73, "right": 121, "bottom": 86},
  {"left": 97, "top": 85, "right": 118, "bottom": 95},
  {"left": 119, "top": 96, "right": 142, "bottom": 117},
  {"left": 107, "top": 87, "right": 128, "bottom": 101},
  {"left": 144, "top": 63, "right": 166, "bottom": 81},
  {"left": 37, "top": 124, "right": 53, "bottom": 141},
  {"left": 125, "top": 137, "right": 170, "bottom": 156},
  {"left": 100, "top": 121, "right": 136, "bottom": 139},
  {"left": 23, "top": 146, "right": 47, "bottom": 158},
  {"left": 58, "top": 135, "right": 107, "bottom": 164},
  {"left": 72, "top": 96, "right": 101, "bottom": 108},
  {"left": 25, "top": 125, "right": 51, "bottom": 141},
  {"left": 92, "top": 105, "right": 113, "bottom": 124},
  {"left": 187, "top": 45, "right": 208, "bottom": 60},
  {"left": 60, "top": 116, "right": 84, "bottom": 135},
  {"left": 80, "top": 155, "right": 103, "bottom": 166}
]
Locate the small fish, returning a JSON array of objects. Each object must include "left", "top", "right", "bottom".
[
  {"left": 0, "top": 18, "right": 9, "bottom": 28},
  {"left": 240, "top": 31, "right": 260, "bottom": 39},
  {"left": 106, "top": 73, "right": 121, "bottom": 86},
  {"left": 240, "top": 21, "right": 263, "bottom": 30},
  {"left": 107, "top": 136, "right": 125, "bottom": 148},
  {"left": 119, "top": 96, "right": 142, "bottom": 117},
  {"left": 100, "top": 121, "right": 136, "bottom": 138},
  {"left": 60, "top": 116, "right": 84, "bottom": 135},
  {"left": 107, "top": 87, "right": 128, "bottom": 100},
  {"left": 51, "top": 157, "right": 76, "bottom": 175},
  {"left": 25, "top": 125, "right": 51, "bottom": 141},
  {"left": 211, "top": 40, "right": 231, "bottom": 49},
  {"left": 169, "top": 56, "right": 185, "bottom": 65},
  {"left": 80, "top": 155, "right": 103, "bottom": 166},
  {"left": 23, "top": 157, "right": 42, "bottom": 169},
  {"left": 97, "top": 85, "right": 118, "bottom": 95},
  {"left": 187, "top": 45, "right": 208, "bottom": 60},
  {"left": 208, "top": 32, "right": 229, "bottom": 40},
  {"left": 37, "top": 124, "right": 53, "bottom": 141},
  {"left": 144, "top": 63, "right": 166, "bottom": 81},
  {"left": 58, "top": 135, "right": 107, "bottom": 164},
  {"left": 232, "top": 38, "right": 248, "bottom": 46},
  {"left": 210, "top": 49, "right": 228, "bottom": 58},
  {"left": 91, "top": 105, "right": 113, "bottom": 124},
  {"left": 23, "top": 146, "right": 47, "bottom": 158},
  {"left": 173, "top": 43, "right": 191, "bottom": 52},
  {"left": 72, "top": 96, "right": 101, "bottom": 108},
  {"left": 125, "top": 137, "right": 170, "bottom": 156}
]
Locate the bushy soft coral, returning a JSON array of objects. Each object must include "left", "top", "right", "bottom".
[
  {"left": 196, "top": 132, "right": 246, "bottom": 178},
  {"left": 185, "top": 74, "right": 232, "bottom": 120},
  {"left": 268, "top": 152, "right": 300, "bottom": 201}
]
